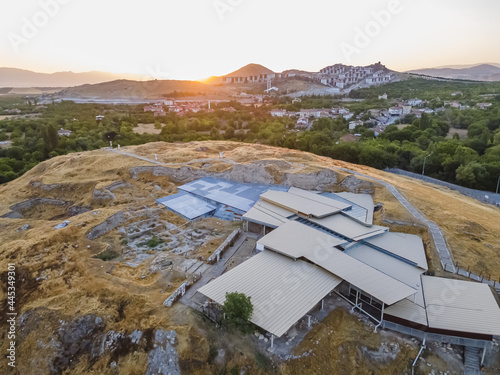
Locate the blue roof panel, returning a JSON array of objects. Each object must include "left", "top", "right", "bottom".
[
  {"left": 156, "top": 191, "right": 217, "bottom": 220},
  {"left": 178, "top": 177, "right": 288, "bottom": 212}
]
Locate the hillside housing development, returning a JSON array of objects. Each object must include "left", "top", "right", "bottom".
[
  {"left": 221, "top": 62, "right": 396, "bottom": 90},
  {"left": 153, "top": 178, "right": 500, "bottom": 363}
]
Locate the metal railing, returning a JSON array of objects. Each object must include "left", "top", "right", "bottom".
[{"left": 381, "top": 321, "right": 493, "bottom": 349}]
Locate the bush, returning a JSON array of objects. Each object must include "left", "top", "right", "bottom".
[{"left": 96, "top": 249, "right": 119, "bottom": 261}]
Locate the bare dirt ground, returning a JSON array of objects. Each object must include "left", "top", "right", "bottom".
[
  {"left": 133, "top": 123, "right": 163, "bottom": 135},
  {"left": 0, "top": 141, "right": 499, "bottom": 374},
  {"left": 446, "top": 128, "right": 468, "bottom": 140}
]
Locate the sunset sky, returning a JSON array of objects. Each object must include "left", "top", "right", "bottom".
[{"left": 1, "top": 0, "right": 499, "bottom": 80}]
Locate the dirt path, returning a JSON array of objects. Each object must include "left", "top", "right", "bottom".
[{"left": 108, "top": 148, "right": 238, "bottom": 167}]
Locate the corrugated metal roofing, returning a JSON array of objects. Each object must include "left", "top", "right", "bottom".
[
  {"left": 242, "top": 201, "right": 291, "bottom": 228},
  {"left": 257, "top": 221, "right": 417, "bottom": 305},
  {"left": 307, "top": 214, "right": 388, "bottom": 241},
  {"left": 385, "top": 298, "right": 429, "bottom": 326},
  {"left": 321, "top": 192, "right": 373, "bottom": 225},
  {"left": 179, "top": 177, "right": 288, "bottom": 212},
  {"left": 287, "top": 187, "right": 352, "bottom": 211},
  {"left": 257, "top": 221, "right": 347, "bottom": 258},
  {"left": 336, "top": 192, "right": 375, "bottom": 224},
  {"left": 260, "top": 190, "right": 345, "bottom": 218},
  {"left": 364, "top": 232, "right": 428, "bottom": 270},
  {"left": 198, "top": 250, "right": 342, "bottom": 337},
  {"left": 313, "top": 246, "right": 418, "bottom": 306},
  {"left": 422, "top": 276, "right": 500, "bottom": 336},
  {"left": 345, "top": 244, "right": 426, "bottom": 307},
  {"left": 156, "top": 191, "right": 216, "bottom": 220}
]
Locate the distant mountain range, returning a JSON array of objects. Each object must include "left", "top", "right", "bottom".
[
  {"left": 0, "top": 68, "right": 145, "bottom": 88},
  {"left": 407, "top": 63, "right": 500, "bottom": 81}
]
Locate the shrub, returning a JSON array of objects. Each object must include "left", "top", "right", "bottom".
[{"left": 96, "top": 249, "right": 119, "bottom": 261}]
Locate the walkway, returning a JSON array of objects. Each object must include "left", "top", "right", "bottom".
[
  {"left": 179, "top": 232, "right": 260, "bottom": 310},
  {"left": 340, "top": 168, "right": 456, "bottom": 273},
  {"left": 108, "top": 148, "right": 238, "bottom": 167},
  {"left": 386, "top": 168, "right": 500, "bottom": 207}
]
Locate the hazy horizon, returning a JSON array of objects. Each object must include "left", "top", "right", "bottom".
[{"left": 2, "top": 0, "right": 500, "bottom": 80}]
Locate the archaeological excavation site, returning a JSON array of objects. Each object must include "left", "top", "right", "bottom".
[{"left": 1, "top": 141, "right": 499, "bottom": 375}]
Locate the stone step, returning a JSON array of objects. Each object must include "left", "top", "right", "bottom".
[
  {"left": 186, "top": 260, "right": 204, "bottom": 274},
  {"left": 197, "top": 263, "right": 211, "bottom": 275},
  {"left": 178, "top": 258, "right": 198, "bottom": 272},
  {"left": 463, "top": 346, "right": 481, "bottom": 375}
]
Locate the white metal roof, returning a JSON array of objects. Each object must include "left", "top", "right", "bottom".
[
  {"left": 312, "top": 246, "right": 418, "bottom": 306},
  {"left": 307, "top": 214, "right": 388, "bottom": 241},
  {"left": 364, "top": 232, "right": 428, "bottom": 270},
  {"left": 287, "top": 187, "right": 352, "bottom": 211},
  {"left": 328, "top": 192, "right": 374, "bottom": 225},
  {"left": 257, "top": 221, "right": 417, "bottom": 305},
  {"left": 260, "top": 190, "right": 345, "bottom": 218},
  {"left": 336, "top": 192, "right": 374, "bottom": 217},
  {"left": 385, "top": 298, "right": 429, "bottom": 326},
  {"left": 197, "top": 250, "right": 342, "bottom": 337},
  {"left": 242, "top": 199, "right": 295, "bottom": 228},
  {"left": 257, "top": 220, "right": 347, "bottom": 259},
  {"left": 243, "top": 204, "right": 289, "bottom": 228},
  {"left": 422, "top": 276, "right": 500, "bottom": 336},
  {"left": 345, "top": 243, "right": 426, "bottom": 307}
]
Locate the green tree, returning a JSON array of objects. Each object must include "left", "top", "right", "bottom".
[
  {"left": 154, "top": 120, "right": 161, "bottom": 129},
  {"left": 47, "top": 124, "right": 59, "bottom": 150},
  {"left": 224, "top": 126, "right": 235, "bottom": 139},
  {"left": 222, "top": 292, "right": 253, "bottom": 333},
  {"left": 456, "top": 162, "right": 489, "bottom": 188}
]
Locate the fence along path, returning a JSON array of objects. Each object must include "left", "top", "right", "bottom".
[
  {"left": 385, "top": 168, "right": 500, "bottom": 207},
  {"left": 341, "top": 168, "right": 500, "bottom": 296},
  {"left": 340, "top": 168, "right": 457, "bottom": 273}
]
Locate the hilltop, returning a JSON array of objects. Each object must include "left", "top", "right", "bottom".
[
  {"left": 202, "top": 63, "right": 275, "bottom": 85},
  {"left": 223, "top": 63, "right": 275, "bottom": 78},
  {"left": 1, "top": 141, "right": 499, "bottom": 374},
  {"left": 57, "top": 79, "right": 235, "bottom": 100}
]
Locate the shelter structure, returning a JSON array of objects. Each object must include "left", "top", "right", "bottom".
[
  {"left": 199, "top": 184, "right": 500, "bottom": 359},
  {"left": 156, "top": 177, "right": 287, "bottom": 221}
]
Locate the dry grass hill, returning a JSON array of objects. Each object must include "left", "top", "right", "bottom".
[
  {"left": 0, "top": 141, "right": 499, "bottom": 374},
  {"left": 58, "top": 79, "right": 236, "bottom": 100}
]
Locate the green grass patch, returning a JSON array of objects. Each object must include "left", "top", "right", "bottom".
[
  {"left": 255, "top": 351, "right": 272, "bottom": 372},
  {"left": 95, "top": 249, "right": 119, "bottom": 261},
  {"left": 138, "top": 236, "right": 163, "bottom": 248}
]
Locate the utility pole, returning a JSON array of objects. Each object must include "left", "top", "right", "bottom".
[{"left": 496, "top": 176, "right": 500, "bottom": 194}]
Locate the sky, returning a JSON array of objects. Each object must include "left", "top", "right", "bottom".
[{"left": 1, "top": 0, "right": 500, "bottom": 80}]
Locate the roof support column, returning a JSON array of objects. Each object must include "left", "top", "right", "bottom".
[
  {"left": 374, "top": 302, "right": 385, "bottom": 333},
  {"left": 271, "top": 334, "right": 274, "bottom": 349},
  {"left": 321, "top": 299, "right": 324, "bottom": 311},
  {"left": 352, "top": 290, "right": 359, "bottom": 312},
  {"left": 481, "top": 345, "right": 487, "bottom": 367},
  {"left": 307, "top": 315, "right": 311, "bottom": 328}
]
